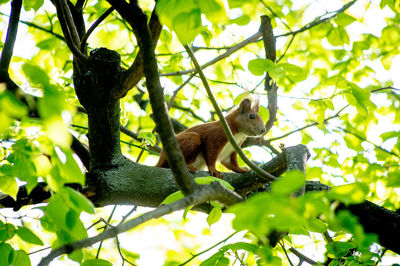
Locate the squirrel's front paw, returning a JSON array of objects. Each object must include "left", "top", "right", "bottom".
[
  {"left": 188, "top": 165, "right": 198, "bottom": 174},
  {"left": 210, "top": 170, "right": 224, "bottom": 179}
]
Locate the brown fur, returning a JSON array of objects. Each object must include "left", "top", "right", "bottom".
[{"left": 156, "top": 98, "right": 265, "bottom": 178}]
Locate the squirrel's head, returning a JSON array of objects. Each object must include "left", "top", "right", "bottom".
[{"left": 234, "top": 98, "right": 266, "bottom": 136}]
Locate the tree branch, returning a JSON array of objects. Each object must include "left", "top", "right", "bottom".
[
  {"left": 266, "top": 105, "right": 348, "bottom": 142},
  {"left": 277, "top": 0, "right": 357, "bottom": 38},
  {"left": 54, "top": 0, "right": 88, "bottom": 63},
  {"left": 107, "top": 0, "right": 197, "bottom": 194},
  {"left": 80, "top": 6, "right": 115, "bottom": 51},
  {"left": 183, "top": 44, "right": 277, "bottom": 182},
  {"left": 0, "top": 0, "right": 22, "bottom": 73},
  {"left": 38, "top": 182, "right": 241, "bottom": 265},
  {"left": 261, "top": 15, "right": 278, "bottom": 135},
  {"left": 161, "top": 30, "right": 262, "bottom": 77},
  {"left": 160, "top": 0, "right": 357, "bottom": 77},
  {"left": 0, "top": 11, "right": 65, "bottom": 41},
  {"left": 335, "top": 126, "right": 400, "bottom": 159},
  {"left": 120, "top": 6, "right": 163, "bottom": 96}
]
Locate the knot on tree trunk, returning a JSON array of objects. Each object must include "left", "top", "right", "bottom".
[{"left": 74, "top": 47, "right": 124, "bottom": 108}]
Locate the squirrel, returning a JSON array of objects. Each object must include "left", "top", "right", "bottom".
[{"left": 156, "top": 98, "right": 266, "bottom": 179}]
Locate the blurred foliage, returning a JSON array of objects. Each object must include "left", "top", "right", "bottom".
[{"left": 0, "top": 0, "right": 400, "bottom": 264}]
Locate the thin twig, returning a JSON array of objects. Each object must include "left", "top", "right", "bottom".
[
  {"left": 183, "top": 44, "right": 276, "bottom": 182},
  {"left": 161, "top": 30, "right": 263, "bottom": 76},
  {"left": 179, "top": 231, "right": 238, "bottom": 266},
  {"left": 80, "top": 7, "right": 115, "bottom": 51},
  {"left": 335, "top": 126, "right": 400, "bottom": 159},
  {"left": 276, "top": 0, "right": 357, "bottom": 39},
  {"left": 116, "top": 235, "right": 136, "bottom": 265},
  {"left": 119, "top": 206, "right": 137, "bottom": 225},
  {"left": 279, "top": 242, "right": 295, "bottom": 266},
  {"left": 267, "top": 105, "right": 348, "bottom": 142},
  {"left": 167, "top": 73, "right": 196, "bottom": 109},
  {"left": 96, "top": 205, "right": 117, "bottom": 259},
  {"left": 0, "top": 11, "right": 65, "bottom": 41},
  {"left": 289, "top": 247, "right": 319, "bottom": 265}
]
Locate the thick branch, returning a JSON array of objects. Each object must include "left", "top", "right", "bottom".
[
  {"left": 0, "top": 0, "right": 22, "bottom": 73},
  {"left": 260, "top": 15, "right": 278, "bottom": 134},
  {"left": 107, "top": 0, "right": 197, "bottom": 194},
  {"left": 121, "top": 7, "right": 163, "bottom": 95},
  {"left": 54, "top": 0, "right": 88, "bottom": 63}
]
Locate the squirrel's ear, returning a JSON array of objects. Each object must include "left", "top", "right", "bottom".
[
  {"left": 238, "top": 98, "right": 252, "bottom": 113},
  {"left": 252, "top": 97, "right": 260, "bottom": 112}
]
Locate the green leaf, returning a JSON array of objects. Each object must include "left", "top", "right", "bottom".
[
  {"left": 305, "top": 218, "right": 327, "bottom": 233},
  {"left": 23, "top": 0, "right": 43, "bottom": 11},
  {"left": 22, "top": 63, "right": 50, "bottom": 86},
  {"left": 220, "top": 242, "right": 258, "bottom": 253},
  {"left": 65, "top": 187, "right": 95, "bottom": 214},
  {"left": 381, "top": 54, "right": 392, "bottom": 70},
  {"left": 68, "top": 249, "right": 83, "bottom": 263},
  {"left": 351, "top": 85, "right": 370, "bottom": 103},
  {"left": 12, "top": 250, "right": 31, "bottom": 266},
  {"left": 271, "top": 170, "right": 305, "bottom": 195},
  {"left": 0, "top": 222, "right": 16, "bottom": 242},
  {"left": 48, "top": 147, "right": 85, "bottom": 191},
  {"left": 387, "top": 171, "right": 400, "bottom": 187},
  {"left": 382, "top": 25, "right": 400, "bottom": 46},
  {"left": 16, "top": 226, "right": 44, "bottom": 246},
  {"left": 269, "top": 65, "right": 285, "bottom": 81},
  {"left": 207, "top": 206, "right": 222, "bottom": 226},
  {"left": 0, "top": 0, "right": 11, "bottom": 5},
  {"left": 0, "top": 91, "right": 28, "bottom": 118},
  {"left": 0, "top": 243, "right": 13, "bottom": 266},
  {"left": 81, "top": 259, "right": 112, "bottom": 266},
  {"left": 156, "top": 0, "right": 197, "bottom": 29},
  {"left": 194, "top": 176, "right": 234, "bottom": 190},
  {"left": 258, "top": 105, "right": 270, "bottom": 122},
  {"left": 326, "top": 241, "right": 356, "bottom": 258},
  {"left": 230, "top": 15, "right": 250, "bottom": 26},
  {"left": 227, "top": 0, "right": 257, "bottom": 8},
  {"left": 248, "top": 58, "right": 269, "bottom": 76},
  {"left": 328, "top": 182, "right": 369, "bottom": 204},
  {"left": 200, "top": 251, "right": 226, "bottom": 266},
  {"left": 0, "top": 175, "right": 18, "bottom": 200},
  {"left": 173, "top": 9, "right": 202, "bottom": 44},
  {"left": 198, "top": 0, "right": 227, "bottom": 24},
  {"left": 327, "top": 26, "right": 350, "bottom": 46},
  {"left": 0, "top": 220, "right": 7, "bottom": 242},
  {"left": 279, "top": 63, "right": 306, "bottom": 81},
  {"left": 334, "top": 13, "right": 356, "bottom": 27},
  {"left": 160, "top": 191, "right": 184, "bottom": 205}
]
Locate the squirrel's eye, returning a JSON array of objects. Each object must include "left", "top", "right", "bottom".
[{"left": 249, "top": 114, "right": 255, "bottom": 119}]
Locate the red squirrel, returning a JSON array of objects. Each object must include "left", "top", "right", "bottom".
[{"left": 156, "top": 98, "right": 266, "bottom": 178}]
